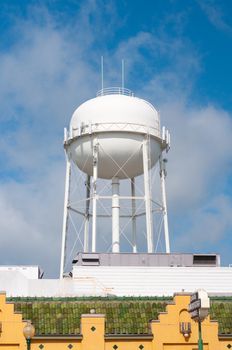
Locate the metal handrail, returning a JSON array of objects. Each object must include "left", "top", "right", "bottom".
[
  {"left": 97, "top": 87, "right": 134, "bottom": 97},
  {"left": 64, "top": 121, "right": 162, "bottom": 145},
  {"left": 96, "top": 88, "right": 158, "bottom": 113},
  {"left": 72, "top": 121, "right": 160, "bottom": 135}
]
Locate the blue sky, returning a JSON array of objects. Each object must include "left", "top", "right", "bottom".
[{"left": 0, "top": 0, "right": 232, "bottom": 277}]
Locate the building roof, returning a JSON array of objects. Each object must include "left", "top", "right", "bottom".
[
  {"left": 8, "top": 296, "right": 232, "bottom": 337},
  {"left": 210, "top": 298, "right": 232, "bottom": 335}
]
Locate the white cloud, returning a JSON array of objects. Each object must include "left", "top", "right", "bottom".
[
  {"left": 163, "top": 102, "right": 232, "bottom": 209},
  {"left": 0, "top": 6, "right": 99, "bottom": 276},
  {"left": 197, "top": 0, "right": 232, "bottom": 34},
  {"left": 0, "top": 161, "right": 64, "bottom": 276}
]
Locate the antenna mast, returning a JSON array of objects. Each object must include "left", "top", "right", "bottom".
[
  {"left": 101, "top": 56, "right": 104, "bottom": 93},
  {"left": 121, "top": 59, "right": 125, "bottom": 89}
]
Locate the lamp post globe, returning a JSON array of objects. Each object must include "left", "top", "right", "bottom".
[{"left": 23, "top": 321, "right": 35, "bottom": 350}]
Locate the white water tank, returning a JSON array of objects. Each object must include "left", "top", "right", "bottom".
[{"left": 67, "top": 90, "right": 165, "bottom": 179}]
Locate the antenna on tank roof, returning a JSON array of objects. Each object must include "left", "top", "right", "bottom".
[
  {"left": 101, "top": 56, "right": 104, "bottom": 93},
  {"left": 121, "top": 59, "right": 125, "bottom": 89}
]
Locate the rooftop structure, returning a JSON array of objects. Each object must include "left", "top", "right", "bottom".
[
  {"left": 0, "top": 266, "right": 43, "bottom": 279},
  {"left": 72, "top": 252, "right": 221, "bottom": 267},
  {"left": 0, "top": 252, "right": 232, "bottom": 297}
]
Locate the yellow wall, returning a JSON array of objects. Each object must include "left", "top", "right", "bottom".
[
  {"left": 0, "top": 293, "right": 25, "bottom": 350},
  {"left": 0, "top": 292, "right": 231, "bottom": 350},
  {"left": 81, "top": 314, "right": 105, "bottom": 350},
  {"left": 105, "top": 339, "right": 152, "bottom": 350},
  {"left": 219, "top": 340, "right": 232, "bottom": 350},
  {"left": 151, "top": 294, "right": 220, "bottom": 350},
  {"left": 31, "top": 339, "right": 81, "bottom": 350}
]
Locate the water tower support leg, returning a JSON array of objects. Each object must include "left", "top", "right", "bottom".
[
  {"left": 84, "top": 175, "right": 91, "bottom": 252},
  {"left": 131, "top": 178, "right": 137, "bottom": 253},
  {"left": 142, "top": 139, "right": 153, "bottom": 253},
  {"left": 60, "top": 154, "right": 71, "bottom": 279},
  {"left": 159, "top": 156, "right": 170, "bottom": 253},
  {"left": 92, "top": 139, "right": 98, "bottom": 253},
  {"left": 112, "top": 177, "right": 120, "bottom": 252}
]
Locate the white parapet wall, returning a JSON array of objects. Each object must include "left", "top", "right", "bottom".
[
  {"left": 0, "top": 266, "right": 41, "bottom": 279},
  {"left": 72, "top": 265, "right": 232, "bottom": 296},
  {"left": 1, "top": 265, "right": 232, "bottom": 297}
]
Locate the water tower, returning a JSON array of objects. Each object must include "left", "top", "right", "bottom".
[{"left": 60, "top": 87, "right": 170, "bottom": 279}]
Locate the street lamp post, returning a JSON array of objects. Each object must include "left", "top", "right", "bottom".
[
  {"left": 188, "top": 289, "right": 210, "bottom": 350},
  {"left": 198, "top": 320, "right": 203, "bottom": 350},
  {"left": 23, "top": 321, "right": 35, "bottom": 350}
]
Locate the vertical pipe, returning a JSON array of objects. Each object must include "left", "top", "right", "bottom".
[
  {"left": 60, "top": 154, "right": 71, "bottom": 279},
  {"left": 142, "top": 139, "right": 153, "bottom": 253},
  {"left": 26, "top": 339, "right": 31, "bottom": 350},
  {"left": 131, "top": 178, "right": 137, "bottom": 253},
  {"left": 92, "top": 139, "right": 98, "bottom": 252},
  {"left": 198, "top": 321, "right": 203, "bottom": 350},
  {"left": 84, "top": 175, "right": 91, "bottom": 252},
  {"left": 112, "top": 177, "right": 120, "bottom": 253},
  {"left": 159, "top": 156, "right": 170, "bottom": 253}
]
